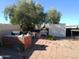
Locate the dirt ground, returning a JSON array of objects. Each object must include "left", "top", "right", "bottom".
[{"left": 0, "top": 38, "right": 79, "bottom": 59}]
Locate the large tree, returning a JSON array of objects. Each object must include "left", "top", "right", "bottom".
[
  {"left": 46, "top": 9, "right": 61, "bottom": 24},
  {"left": 4, "top": 0, "right": 61, "bottom": 32},
  {"left": 4, "top": 0, "right": 44, "bottom": 32}
]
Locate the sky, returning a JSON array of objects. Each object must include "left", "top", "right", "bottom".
[{"left": 0, "top": 0, "right": 79, "bottom": 25}]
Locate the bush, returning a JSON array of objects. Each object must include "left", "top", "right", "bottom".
[
  {"left": 47, "top": 35, "right": 54, "bottom": 40},
  {"left": 47, "top": 35, "right": 53, "bottom": 40}
]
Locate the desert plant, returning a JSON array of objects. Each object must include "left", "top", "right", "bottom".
[{"left": 47, "top": 35, "right": 55, "bottom": 40}]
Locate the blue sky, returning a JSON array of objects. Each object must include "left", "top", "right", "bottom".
[{"left": 0, "top": 0, "right": 79, "bottom": 25}]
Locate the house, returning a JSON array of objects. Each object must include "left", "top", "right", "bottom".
[
  {"left": 66, "top": 25, "right": 79, "bottom": 37},
  {"left": 45, "top": 24, "right": 79, "bottom": 38},
  {"left": 45, "top": 24, "right": 66, "bottom": 37},
  {"left": 0, "top": 24, "right": 79, "bottom": 40}
]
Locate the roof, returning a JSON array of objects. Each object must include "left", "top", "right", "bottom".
[{"left": 66, "top": 25, "right": 79, "bottom": 28}]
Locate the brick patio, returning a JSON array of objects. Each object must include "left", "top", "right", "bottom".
[{"left": 0, "top": 39, "right": 79, "bottom": 59}]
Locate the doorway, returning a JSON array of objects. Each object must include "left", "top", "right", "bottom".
[{"left": 72, "top": 31, "right": 79, "bottom": 36}]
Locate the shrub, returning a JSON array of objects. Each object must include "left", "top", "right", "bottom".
[{"left": 47, "top": 35, "right": 54, "bottom": 40}]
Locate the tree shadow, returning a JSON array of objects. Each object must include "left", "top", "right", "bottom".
[
  {"left": 0, "top": 44, "right": 48, "bottom": 59},
  {"left": 0, "top": 36, "right": 48, "bottom": 59},
  {"left": 25, "top": 44, "right": 48, "bottom": 59}
]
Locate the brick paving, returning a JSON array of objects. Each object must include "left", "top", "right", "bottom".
[
  {"left": 28, "top": 39, "right": 79, "bottom": 59},
  {"left": 0, "top": 39, "right": 79, "bottom": 59}
]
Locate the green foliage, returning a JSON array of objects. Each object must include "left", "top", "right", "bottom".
[
  {"left": 46, "top": 9, "right": 61, "bottom": 24},
  {"left": 4, "top": 0, "right": 61, "bottom": 32},
  {"left": 47, "top": 35, "right": 54, "bottom": 40},
  {"left": 4, "top": 0, "right": 44, "bottom": 31}
]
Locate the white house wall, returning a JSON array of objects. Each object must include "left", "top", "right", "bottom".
[{"left": 46, "top": 24, "right": 66, "bottom": 37}]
